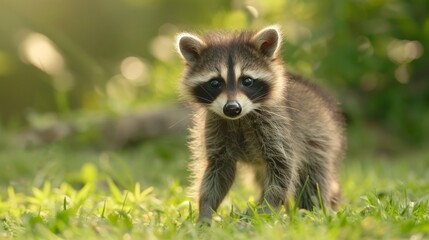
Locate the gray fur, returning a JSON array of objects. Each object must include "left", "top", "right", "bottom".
[{"left": 177, "top": 26, "right": 346, "bottom": 224}]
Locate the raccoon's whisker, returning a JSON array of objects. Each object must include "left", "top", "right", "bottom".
[
  {"left": 252, "top": 92, "right": 270, "bottom": 102},
  {"left": 198, "top": 108, "right": 208, "bottom": 116},
  {"left": 260, "top": 108, "right": 290, "bottom": 119},
  {"left": 168, "top": 113, "right": 192, "bottom": 129},
  {"left": 285, "top": 106, "right": 300, "bottom": 112},
  {"left": 275, "top": 102, "right": 300, "bottom": 112},
  {"left": 194, "top": 109, "right": 208, "bottom": 123},
  {"left": 183, "top": 83, "right": 215, "bottom": 102},
  {"left": 199, "top": 85, "right": 215, "bottom": 101},
  {"left": 196, "top": 96, "right": 214, "bottom": 103},
  {"left": 279, "top": 96, "right": 299, "bottom": 104},
  {"left": 258, "top": 95, "right": 300, "bottom": 113},
  {"left": 257, "top": 108, "right": 292, "bottom": 123},
  {"left": 249, "top": 86, "right": 266, "bottom": 100}
]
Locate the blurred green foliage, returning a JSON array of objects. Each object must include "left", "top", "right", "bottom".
[{"left": 0, "top": 0, "right": 428, "bottom": 147}]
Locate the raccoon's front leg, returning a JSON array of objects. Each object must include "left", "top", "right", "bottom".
[
  {"left": 197, "top": 155, "right": 236, "bottom": 224},
  {"left": 253, "top": 117, "right": 296, "bottom": 213},
  {"left": 258, "top": 150, "right": 294, "bottom": 213}
]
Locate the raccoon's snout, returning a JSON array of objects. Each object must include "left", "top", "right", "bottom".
[{"left": 223, "top": 101, "right": 242, "bottom": 118}]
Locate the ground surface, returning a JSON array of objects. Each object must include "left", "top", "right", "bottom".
[{"left": 0, "top": 135, "right": 428, "bottom": 239}]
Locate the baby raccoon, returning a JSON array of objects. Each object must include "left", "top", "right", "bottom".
[{"left": 176, "top": 25, "right": 345, "bottom": 224}]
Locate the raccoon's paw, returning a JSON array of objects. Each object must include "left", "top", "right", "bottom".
[{"left": 196, "top": 215, "right": 212, "bottom": 226}]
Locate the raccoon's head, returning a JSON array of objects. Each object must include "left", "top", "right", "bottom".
[{"left": 176, "top": 25, "right": 286, "bottom": 120}]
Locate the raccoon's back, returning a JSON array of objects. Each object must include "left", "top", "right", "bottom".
[
  {"left": 285, "top": 73, "right": 343, "bottom": 126},
  {"left": 284, "top": 73, "right": 345, "bottom": 162}
]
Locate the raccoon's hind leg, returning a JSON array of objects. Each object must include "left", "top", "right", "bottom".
[
  {"left": 295, "top": 139, "right": 340, "bottom": 210},
  {"left": 295, "top": 164, "right": 332, "bottom": 210}
]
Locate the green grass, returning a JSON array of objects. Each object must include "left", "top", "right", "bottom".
[{"left": 0, "top": 135, "right": 428, "bottom": 239}]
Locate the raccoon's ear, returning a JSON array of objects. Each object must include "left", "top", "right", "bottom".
[
  {"left": 251, "top": 25, "right": 282, "bottom": 59},
  {"left": 176, "top": 33, "right": 206, "bottom": 64}
]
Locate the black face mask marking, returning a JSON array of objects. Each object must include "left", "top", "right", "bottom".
[
  {"left": 238, "top": 76, "right": 270, "bottom": 102},
  {"left": 192, "top": 77, "right": 224, "bottom": 104}
]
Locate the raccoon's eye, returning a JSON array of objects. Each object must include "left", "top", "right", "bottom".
[
  {"left": 241, "top": 77, "right": 254, "bottom": 87},
  {"left": 209, "top": 78, "right": 223, "bottom": 89}
]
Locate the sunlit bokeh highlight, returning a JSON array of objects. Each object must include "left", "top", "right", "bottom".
[
  {"left": 120, "top": 56, "right": 149, "bottom": 85},
  {"left": 246, "top": 5, "right": 259, "bottom": 19},
  {"left": 19, "top": 32, "right": 65, "bottom": 75},
  {"left": 387, "top": 39, "right": 423, "bottom": 64},
  {"left": 394, "top": 65, "right": 409, "bottom": 84},
  {"left": 150, "top": 36, "right": 174, "bottom": 62}
]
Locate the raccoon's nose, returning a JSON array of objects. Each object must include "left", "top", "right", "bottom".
[{"left": 223, "top": 101, "right": 242, "bottom": 118}]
